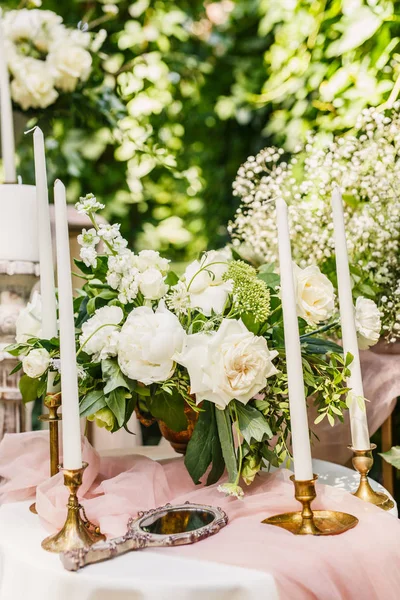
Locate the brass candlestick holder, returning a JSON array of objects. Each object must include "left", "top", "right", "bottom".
[
  {"left": 350, "top": 444, "right": 394, "bottom": 511},
  {"left": 30, "top": 392, "right": 62, "bottom": 514},
  {"left": 42, "top": 462, "right": 105, "bottom": 553},
  {"left": 262, "top": 474, "right": 358, "bottom": 535}
]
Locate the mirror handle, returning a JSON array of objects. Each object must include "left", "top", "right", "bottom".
[{"left": 60, "top": 532, "right": 148, "bottom": 571}]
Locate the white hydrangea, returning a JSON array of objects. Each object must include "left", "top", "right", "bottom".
[{"left": 79, "top": 305, "right": 124, "bottom": 362}]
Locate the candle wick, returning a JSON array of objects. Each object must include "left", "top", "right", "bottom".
[{"left": 24, "top": 126, "right": 38, "bottom": 135}]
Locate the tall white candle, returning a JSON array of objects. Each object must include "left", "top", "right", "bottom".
[
  {"left": 54, "top": 179, "right": 82, "bottom": 469},
  {"left": 33, "top": 128, "right": 58, "bottom": 393},
  {"left": 0, "top": 16, "right": 16, "bottom": 183},
  {"left": 276, "top": 198, "right": 314, "bottom": 481},
  {"left": 331, "top": 187, "right": 370, "bottom": 450}
]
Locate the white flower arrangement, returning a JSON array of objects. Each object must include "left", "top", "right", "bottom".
[
  {"left": 10, "top": 193, "right": 353, "bottom": 493},
  {"left": 3, "top": 8, "right": 101, "bottom": 110},
  {"left": 230, "top": 106, "right": 398, "bottom": 343}
]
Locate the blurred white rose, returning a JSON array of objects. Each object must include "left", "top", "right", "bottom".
[
  {"left": 79, "top": 306, "right": 123, "bottom": 362},
  {"left": 11, "top": 60, "right": 58, "bottom": 110},
  {"left": 183, "top": 249, "right": 233, "bottom": 316},
  {"left": 133, "top": 249, "right": 170, "bottom": 274},
  {"left": 355, "top": 297, "right": 381, "bottom": 349},
  {"left": 293, "top": 264, "right": 335, "bottom": 326},
  {"left": 118, "top": 303, "right": 185, "bottom": 384},
  {"left": 177, "top": 318, "right": 278, "bottom": 408},
  {"left": 15, "top": 292, "right": 42, "bottom": 343},
  {"left": 22, "top": 348, "right": 50, "bottom": 379},
  {"left": 48, "top": 43, "right": 92, "bottom": 91},
  {"left": 138, "top": 268, "right": 168, "bottom": 300}
]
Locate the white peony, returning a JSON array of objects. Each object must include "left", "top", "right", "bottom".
[
  {"left": 22, "top": 348, "right": 50, "bottom": 379},
  {"left": 355, "top": 297, "right": 381, "bottom": 349},
  {"left": 293, "top": 264, "right": 335, "bottom": 326},
  {"left": 118, "top": 303, "right": 186, "bottom": 385},
  {"left": 133, "top": 250, "right": 170, "bottom": 275},
  {"left": 79, "top": 306, "right": 123, "bottom": 362},
  {"left": 176, "top": 318, "right": 279, "bottom": 408},
  {"left": 10, "top": 59, "right": 58, "bottom": 110},
  {"left": 48, "top": 43, "right": 92, "bottom": 92},
  {"left": 138, "top": 268, "right": 168, "bottom": 300},
  {"left": 183, "top": 249, "right": 233, "bottom": 316},
  {"left": 15, "top": 292, "right": 42, "bottom": 343}
]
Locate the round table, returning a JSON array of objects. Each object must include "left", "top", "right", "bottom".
[{"left": 0, "top": 459, "right": 396, "bottom": 600}]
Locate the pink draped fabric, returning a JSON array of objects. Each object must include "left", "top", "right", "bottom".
[
  {"left": 1, "top": 431, "right": 400, "bottom": 599},
  {"left": 311, "top": 350, "right": 400, "bottom": 464}
]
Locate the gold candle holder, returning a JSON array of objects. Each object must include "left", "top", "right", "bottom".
[
  {"left": 42, "top": 462, "right": 105, "bottom": 553},
  {"left": 262, "top": 474, "right": 358, "bottom": 535},
  {"left": 30, "top": 392, "right": 62, "bottom": 514},
  {"left": 350, "top": 444, "right": 394, "bottom": 511}
]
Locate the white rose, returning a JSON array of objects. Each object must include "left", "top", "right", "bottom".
[
  {"left": 133, "top": 250, "right": 170, "bottom": 274},
  {"left": 79, "top": 306, "right": 123, "bottom": 362},
  {"left": 118, "top": 303, "right": 185, "bottom": 385},
  {"left": 15, "top": 291, "right": 42, "bottom": 343},
  {"left": 22, "top": 348, "right": 50, "bottom": 379},
  {"left": 3, "top": 9, "right": 62, "bottom": 42},
  {"left": 138, "top": 268, "right": 168, "bottom": 300},
  {"left": 11, "top": 60, "right": 58, "bottom": 110},
  {"left": 293, "top": 264, "right": 335, "bottom": 326},
  {"left": 48, "top": 43, "right": 92, "bottom": 91},
  {"left": 183, "top": 249, "right": 233, "bottom": 316},
  {"left": 177, "top": 318, "right": 278, "bottom": 408},
  {"left": 355, "top": 297, "right": 381, "bottom": 349}
]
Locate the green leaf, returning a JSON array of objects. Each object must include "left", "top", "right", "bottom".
[
  {"left": 235, "top": 402, "right": 273, "bottom": 444},
  {"left": 257, "top": 271, "right": 280, "bottom": 288},
  {"left": 105, "top": 388, "right": 127, "bottom": 428},
  {"left": 314, "top": 413, "right": 326, "bottom": 425},
  {"left": 19, "top": 375, "right": 41, "bottom": 404},
  {"left": 150, "top": 390, "right": 187, "bottom": 431},
  {"left": 102, "top": 359, "right": 130, "bottom": 395},
  {"left": 379, "top": 446, "right": 400, "bottom": 470},
  {"left": 215, "top": 407, "right": 238, "bottom": 483},
  {"left": 74, "top": 258, "right": 93, "bottom": 276},
  {"left": 9, "top": 361, "right": 22, "bottom": 375},
  {"left": 185, "top": 401, "right": 223, "bottom": 485},
  {"left": 80, "top": 390, "right": 107, "bottom": 418},
  {"left": 165, "top": 271, "right": 179, "bottom": 286}
]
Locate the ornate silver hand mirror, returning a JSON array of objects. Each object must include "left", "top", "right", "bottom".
[{"left": 61, "top": 502, "right": 228, "bottom": 571}]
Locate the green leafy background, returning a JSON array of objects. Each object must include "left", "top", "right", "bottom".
[{"left": 4, "top": 0, "right": 400, "bottom": 262}]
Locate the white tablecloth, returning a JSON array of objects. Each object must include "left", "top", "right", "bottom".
[{"left": 0, "top": 459, "right": 395, "bottom": 600}]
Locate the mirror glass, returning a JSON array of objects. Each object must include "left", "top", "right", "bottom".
[{"left": 140, "top": 508, "right": 215, "bottom": 535}]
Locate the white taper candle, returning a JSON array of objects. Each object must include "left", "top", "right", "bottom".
[
  {"left": 276, "top": 198, "right": 314, "bottom": 480},
  {"left": 33, "top": 127, "right": 58, "bottom": 393},
  {"left": 0, "top": 16, "right": 16, "bottom": 183},
  {"left": 331, "top": 187, "right": 370, "bottom": 450},
  {"left": 54, "top": 179, "right": 82, "bottom": 469}
]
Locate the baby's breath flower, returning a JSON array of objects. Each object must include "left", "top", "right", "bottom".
[
  {"left": 75, "top": 193, "right": 105, "bottom": 215},
  {"left": 230, "top": 106, "right": 400, "bottom": 340},
  {"left": 223, "top": 260, "right": 270, "bottom": 322}
]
